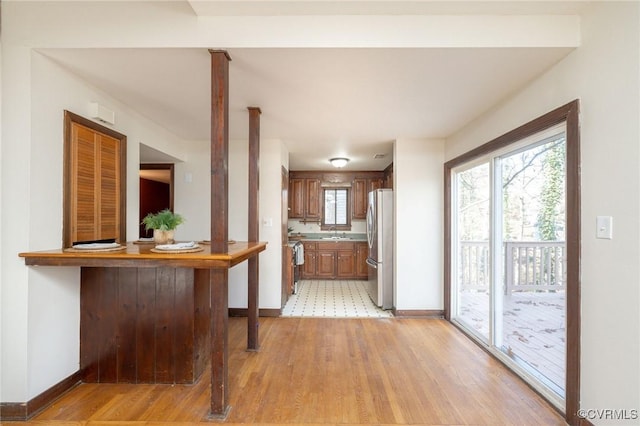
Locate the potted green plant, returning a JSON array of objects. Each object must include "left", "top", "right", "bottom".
[{"left": 141, "top": 209, "right": 185, "bottom": 244}]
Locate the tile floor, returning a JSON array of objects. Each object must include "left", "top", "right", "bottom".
[{"left": 282, "top": 279, "right": 393, "bottom": 318}]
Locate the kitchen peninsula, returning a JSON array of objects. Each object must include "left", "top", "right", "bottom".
[{"left": 19, "top": 241, "right": 266, "bottom": 384}]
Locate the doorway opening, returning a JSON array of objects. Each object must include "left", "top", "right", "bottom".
[{"left": 139, "top": 163, "right": 174, "bottom": 238}]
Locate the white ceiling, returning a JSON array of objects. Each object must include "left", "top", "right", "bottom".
[{"left": 37, "top": 1, "right": 585, "bottom": 171}]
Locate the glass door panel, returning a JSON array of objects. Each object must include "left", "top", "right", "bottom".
[
  {"left": 454, "top": 162, "right": 491, "bottom": 342},
  {"left": 497, "top": 135, "right": 567, "bottom": 397}
]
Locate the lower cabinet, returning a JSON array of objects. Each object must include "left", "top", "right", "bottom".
[
  {"left": 356, "top": 242, "right": 368, "bottom": 279},
  {"left": 316, "top": 250, "right": 337, "bottom": 278},
  {"left": 337, "top": 250, "right": 356, "bottom": 278},
  {"left": 301, "top": 241, "right": 367, "bottom": 280},
  {"left": 302, "top": 242, "right": 317, "bottom": 278}
]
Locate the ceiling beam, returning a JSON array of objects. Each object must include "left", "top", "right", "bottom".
[{"left": 9, "top": 1, "right": 580, "bottom": 49}]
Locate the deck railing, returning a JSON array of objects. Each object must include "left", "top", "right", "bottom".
[
  {"left": 458, "top": 241, "right": 490, "bottom": 291},
  {"left": 459, "top": 241, "right": 565, "bottom": 294}
]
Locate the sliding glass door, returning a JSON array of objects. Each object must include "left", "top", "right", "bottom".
[
  {"left": 497, "top": 134, "right": 566, "bottom": 397},
  {"left": 451, "top": 124, "right": 567, "bottom": 407},
  {"left": 452, "top": 161, "right": 491, "bottom": 342}
]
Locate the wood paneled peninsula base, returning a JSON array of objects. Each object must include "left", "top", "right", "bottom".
[
  {"left": 19, "top": 241, "right": 267, "bottom": 389},
  {"left": 81, "top": 266, "right": 211, "bottom": 384}
]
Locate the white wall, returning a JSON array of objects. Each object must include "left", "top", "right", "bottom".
[
  {"left": 394, "top": 138, "right": 444, "bottom": 311},
  {"left": 445, "top": 2, "right": 640, "bottom": 422},
  {"left": 1, "top": 45, "right": 33, "bottom": 403},
  {"left": 1, "top": 50, "right": 191, "bottom": 401},
  {"left": 257, "top": 138, "right": 288, "bottom": 309},
  {"left": 173, "top": 140, "right": 211, "bottom": 241}
]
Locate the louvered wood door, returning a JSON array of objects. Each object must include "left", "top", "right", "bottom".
[{"left": 64, "top": 111, "right": 126, "bottom": 248}]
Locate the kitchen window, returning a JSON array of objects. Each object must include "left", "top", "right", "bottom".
[{"left": 322, "top": 188, "right": 351, "bottom": 230}]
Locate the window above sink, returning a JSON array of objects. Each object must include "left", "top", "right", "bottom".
[{"left": 321, "top": 187, "right": 351, "bottom": 231}]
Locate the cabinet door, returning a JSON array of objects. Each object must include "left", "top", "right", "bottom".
[
  {"left": 352, "top": 178, "right": 367, "bottom": 219},
  {"left": 302, "top": 251, "right": 316, "bottom": 278},
  {"left": 356, "top": 242, "right": 368, "bottom": 279},
  {"left": 337, "top": 251, "right": 356, "bottom": 278},
  {"left": 305, "top": 178, "right": 322, "bottom": 219},
  {"left": 316, "top": 251, "right": 336, "bottom": 278},
  {"left": 282, "top": 246, "right": 294, "bottom": 301},
  {"left": 289, "top": 178, "right": 305, "bottom": 218},
  {"left": 369, "top": 178, "right": 384, "bottom": 192},
  {"left": 66, "top": 115, "right": 126, "bottom": 247}
]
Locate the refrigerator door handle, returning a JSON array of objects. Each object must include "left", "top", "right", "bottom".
[
  {"left": 366, "top": 258, "right": 378, "bottom": 268},
  {"left": 366, "top": 202, "right": 375, "bottom": 249}
]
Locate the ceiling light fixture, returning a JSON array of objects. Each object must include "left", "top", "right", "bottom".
[{"left": 329, "top": 157, "right": 350, "bottom": 168}]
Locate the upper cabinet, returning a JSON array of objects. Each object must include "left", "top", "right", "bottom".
[
  {"left": 289, "top": 170, "right": 388, "bottom": 222},
  {"left": 288, "top": 177, "right": 321, "bottom": 221},
  {"left": 352, "top": 177, "right": 384, "bottom": 219},
  {"left": 305, "top": 178, "right": 322, "bottom": 220},
  {"left": 289, "top": 178, "right": 305, "bottom": 218}
]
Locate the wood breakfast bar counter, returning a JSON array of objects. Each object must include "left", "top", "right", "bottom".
[
  {"left": 19, "top": 240, "right": 267, "bottom": 419},
  {"left": 20, "top": 241, "right": 267, "bottom": 269}
]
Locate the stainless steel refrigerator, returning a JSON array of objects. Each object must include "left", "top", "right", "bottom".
[{"left": 366, "top": 188, "right": 393, "bottom": 309}]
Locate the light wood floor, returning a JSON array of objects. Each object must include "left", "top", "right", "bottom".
[{"left": 7, "top": 317, "right": 567, "bottom": 425}]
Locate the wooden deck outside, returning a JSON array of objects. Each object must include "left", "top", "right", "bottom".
[{"left": 457, "top": 290, "right": 566, "bottom": 391}]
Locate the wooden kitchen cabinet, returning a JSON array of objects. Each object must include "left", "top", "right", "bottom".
[
  {"left": 356, "top": 241, "right": 368, "bottom": 279},
  {"left": 352, "top": 176, "right": 385, "bottom": 219},
  {"left": 301, "top": 242, "right": 317, "bottom": 279},
  {"left": 283, "top": 245, "right": 294, "bottom": 301},
  {"left": 352, "top": 178, "right": 368, "bottom": 219},
  {"left": 337, "top": 250, "right": 356, "bottom": 278},
  {"left": 290, "top": 171, "right": 385, "bottom": 222},
  {"left": 305, "top": 178, "right": 322, "bottom": 220},
  {"left": 288, "top": 177, "right": 321, "bottom": 221},
  {"left": 299, "top": 241, "right": 365, "bottom": 280},
  {"left": 316, "top": 250, "right": 336, "bottom": 278},
  {"left": 289, "top": 178, "right": 305, "bottom": 218},
  {"left": 369, "top": 177, "right": 384, "bottom": 192}
]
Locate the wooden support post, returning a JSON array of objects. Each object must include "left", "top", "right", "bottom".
[
  {"left": 247, "top": 107, "right": 261, "bottom": 351},
  {"left": 208, "top": 49, "right": 231, "bottom": 420}
]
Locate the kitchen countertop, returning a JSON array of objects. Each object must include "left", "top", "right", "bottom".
[
  {"left": 19, "top": 241, "right": 267, "bottom": 269},
  {"left": 288, "top": 233, "right": 367, "bottom": 242}
]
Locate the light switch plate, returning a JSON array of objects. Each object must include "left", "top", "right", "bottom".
[{"left": 596, "top": 216, "right": 613, "bottom": 239}]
